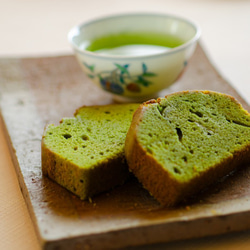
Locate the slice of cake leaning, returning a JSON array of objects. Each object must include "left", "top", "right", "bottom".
[
  {"left": 42, "top": 103, "right": 138, "bottom": 200},
  {"left": 125, "top": 90, "right": 250, "bottom": 207}
]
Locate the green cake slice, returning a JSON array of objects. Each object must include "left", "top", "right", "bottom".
[
  {"left": 125, "top": 90, "right": 250, "bottom": 206},
  {"left": 42, "top": 103, "right": 138, "bottom": 200}
]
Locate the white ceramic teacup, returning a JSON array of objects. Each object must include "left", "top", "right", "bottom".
[{"left": 68, "top": 13, "right": 201, "bottom": 102}]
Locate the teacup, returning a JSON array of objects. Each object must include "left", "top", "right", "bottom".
[{"left": 68, "top": 13, "right": 201, "bottom": 102}]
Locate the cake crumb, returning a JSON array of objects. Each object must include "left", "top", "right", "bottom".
[{"left": 211, "top": 209, "right": 217, "bottom": 215}]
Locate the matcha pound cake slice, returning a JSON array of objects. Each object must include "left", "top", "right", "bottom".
[
  {"left": 42, "top": 103, "right": 138, "bottom": 200},
  {"left": 125, "top": 90, "right": 250, "bottom": 207}
]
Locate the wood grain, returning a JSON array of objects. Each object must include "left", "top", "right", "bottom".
[{"left": 0, "top": 44, "right": 250, "bottom": 250}]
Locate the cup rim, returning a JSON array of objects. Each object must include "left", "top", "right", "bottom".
[{"left": 68, "top": 12, "right": 201, "bottom": 60}]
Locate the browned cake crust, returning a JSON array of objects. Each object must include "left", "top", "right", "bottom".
[
  {"left": 125, "top": 90, "right": 250, "bottom": 206},
  {"left": 42, "top": 103, "right": 138, "bottom": 200}
]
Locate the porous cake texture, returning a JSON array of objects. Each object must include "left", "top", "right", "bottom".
[
  {"left": 42, "top": 103, "right": 138, "bottom": 200},
  {"left": 125, "top": 90, "right": 250, "bottom": 206}
]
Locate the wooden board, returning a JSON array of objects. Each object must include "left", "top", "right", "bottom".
[{"left": 1, "top": 44, "right": 250, "bottom": 249}]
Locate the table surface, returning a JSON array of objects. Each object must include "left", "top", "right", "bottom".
[{"left": 0, "top": 0, "right": 250, "bottom": 249}]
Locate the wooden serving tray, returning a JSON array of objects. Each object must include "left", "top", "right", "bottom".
[{"left": 1, "top": 44, "right": 250, "bottom": 249}]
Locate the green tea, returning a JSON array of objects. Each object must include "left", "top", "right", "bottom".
[{"left": 85, "top": 32, "right": 184, "bottom": 56}]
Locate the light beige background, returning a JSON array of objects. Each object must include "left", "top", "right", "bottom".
[{"left": 1, "top": 0, "right": 250, "bottom": 249}]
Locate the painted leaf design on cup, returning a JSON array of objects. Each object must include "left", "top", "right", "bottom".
[{"left": 83, "top": 61, "right": 157, "bottom": 95}]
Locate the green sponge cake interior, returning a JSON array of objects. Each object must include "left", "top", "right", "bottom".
[
  {"left": 125, "top": 90, "right": 250, "bottom": 206},
  {"left": 42, "top": 103, "right": 138, "bottom": 200}
]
